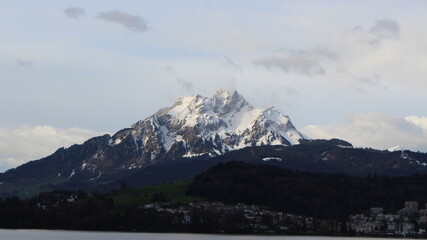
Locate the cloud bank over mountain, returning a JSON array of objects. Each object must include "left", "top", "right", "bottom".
[
  {"left": 0, "top": 126, "right": 106, "bottom": 172},
  {"left": 302, "top": 113, "right": 427, "bottom": 152}
]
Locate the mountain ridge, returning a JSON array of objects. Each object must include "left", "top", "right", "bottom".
[
  {"left": 3, "top": 90, "right": 427, "bottom": 198},
  {"left": 0, "top": 89, "right": 306, "bottom": 196}
]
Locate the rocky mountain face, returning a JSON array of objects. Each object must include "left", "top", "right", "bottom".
[{"left": 0, "top": 90, "right": 305, "bottom": 195}]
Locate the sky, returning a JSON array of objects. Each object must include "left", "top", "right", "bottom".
[{"left": 1, "top": 0, "right": 427, "bottom": 172}]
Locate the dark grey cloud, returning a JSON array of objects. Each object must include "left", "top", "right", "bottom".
[
  {"left": 64, "top": 7, "right": 86, "bottom": 19},
  {"left": 254, "top": 46, "right": 338, "bottom": 76},
  {"left": 176, "top": 77, "right": 193, "bottom": 92},
  {"left": 17, "top": 60, "right": 33, "bottom": 67},
  {"left": 97, "top": 10, "right": 148, "bottom": 32}
]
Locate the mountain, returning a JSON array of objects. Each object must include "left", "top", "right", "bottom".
[
  {"left": 119, "top": 88, "right": 304, "bottom": 162},
  {"left": 0, "top": 89, "right": 305, "bottom": 197},
  {"left": 2, "top": 89, "right": 427, "bottom": 198}
]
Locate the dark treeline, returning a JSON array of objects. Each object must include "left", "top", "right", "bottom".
[
  {"left": 0, "top": 190, "right": 251, "bottom": 233},
  {"left": 187, "top": 161, "right": 427, "bottom": 220},
  {"left": 3, "top": 161, "right": 427, "bottom": 234}
]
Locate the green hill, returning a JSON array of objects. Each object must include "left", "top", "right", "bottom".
[{"left": 111, "top": 179, "right": 203, "bottom": 205}]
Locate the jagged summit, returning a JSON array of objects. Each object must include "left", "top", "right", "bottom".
[
  {"left": 122, "top": 89, "right": 305, "bottom": 162},
  {"left": 158, "top": 89, "right": 251, "bottom": 119}
]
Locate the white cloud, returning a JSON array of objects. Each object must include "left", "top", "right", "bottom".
[
  {"left": 97, "top": 10, "right": 148, "bottom": 32},
  {"left": 405, "top": 116, "right": 427, "bottom": 131},
  {"left": 0, "top": 125, "right": 106, "bottom": 172},
  {"left": 302, "top": 113, "right": 427, "bottom": 152}
]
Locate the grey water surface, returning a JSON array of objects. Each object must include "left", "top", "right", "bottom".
[{"left": 0, "top": 230, "right": 413, "bottom": 240}]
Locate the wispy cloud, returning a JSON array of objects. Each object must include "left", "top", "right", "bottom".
[
  {"left": 64, "top": 7, "right": 86, "bottom": 19},
  {"left": 165, "top": 66, "right": 194, "bottom": 92},
  {"left": 283, "top": 86, "right": 300, "bottom": 97},
  {"left": 353, "top": 18, "right": 400, "bottom": 46},
  {"left": 17, "top": 60, "right": 33, "bottom": 67},
  {"left": 97, "top": 10, "right": 148, "bottom": 32},
  {"left": 352, "top": 75, "right": 387, "bottom": 93},
  {"left": 176, "top": 77, "right": 194, "bottom": 92},
  {"left": 224, "top": 56, "right": 243, "bottom": 73},
  {"left": 254, "top": 46, "right": 338, "bottom": 77}
]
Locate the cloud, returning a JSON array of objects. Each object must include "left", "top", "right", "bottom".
[
  {"left": 176, "top": 77, "right": 194, "bottom": 92},
  {"left": 301, "top": 113, "right": 427, "bottom": 152},
  {"left": 97, "top": 10, "right": 148, "bottom": 32},
  {"left": 64, "top": 7, "right": 86, "bottom": 19},
  {"left": 224, "top": 56, "right": 243, "bottom": 73},
  {"left": 405, "top": 116, "right": 427, "bottom": 131},
  {"left": 0, "top": 125, "right": 106, "bottom": 172},
  {"left": 254, "top": 56, "right": 324, "bottom": 76},
  {"left": 165, "top": 65, "right": 176, "bottom": 74},
  {"left": 253, "top": 46, "right": 338, "bottom": 76},
  {"left": 283, "top": 86, "right": 300, "bottom": 97},
  {"left": 370, "top": 19, "right": 400, "bottom": 40},
  {"left": 165, "top": 66, "right": 193, "bottom": 92},
  {"left": 17, "top": 60, "right": 33, "bottom": 67},
  {"left": 352, "top": 75, "right": 387, "bottom": 93},
  {"left": 353, "top": 18, "right": 400, "bottom": 46}
]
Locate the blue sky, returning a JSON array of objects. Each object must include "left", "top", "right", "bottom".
[{"left": 1, "top": 0, "right": 427, "bottom": 171}]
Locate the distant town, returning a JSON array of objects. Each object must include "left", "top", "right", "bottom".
[
  {"left": 348, "top": 201, "right": 427, "bottom": 236},
  {"left": 1, "top": 188, "right": 427, "bottom": 237},
  {"left": 144, "top": 200, "right": 427, "bottom": 237}
]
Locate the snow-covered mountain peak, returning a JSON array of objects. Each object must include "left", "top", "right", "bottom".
[
  {"left": 210, "top": 89, "right": 241, "bottom": 105},
  {"left": 262, "top": 107, "right": 288, "bottom": 121},
  {"left": 157, "top": 89, "right": 251, "bottom": 123},
  {"left": 210, "top": 90, "right": 251, "bottom": 116},
  {"left": 113, "top": 89, "right": 306, "bottom": 165},
  {"left": 388, "top": 145, "right": 406, "bottom": 152},
  {"left": 212, "top": 88, "right": 234, "bottom": 98}
]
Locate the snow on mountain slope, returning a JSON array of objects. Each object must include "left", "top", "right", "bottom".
[
  {"left": 116, "top": 89, "right": 305, "bottom": 161},
  {"left": 388, "top": 145, "right": 405, "bottom": 152}
]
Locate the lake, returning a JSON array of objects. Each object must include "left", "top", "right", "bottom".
[{"left": 0, "top": 229, "right": 416, "bottom": 240}]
